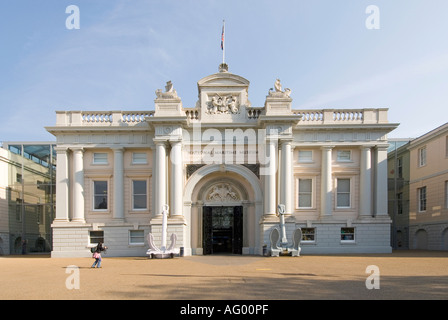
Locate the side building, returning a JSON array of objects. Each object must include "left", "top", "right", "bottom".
[
  {"left": 408, "top": 123, "right": 448, "bottom": 250},
  {"left": 0, "top": 142, "right": 56, "bottom": 255}
]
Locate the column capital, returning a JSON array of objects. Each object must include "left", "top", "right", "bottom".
[
  {"left": 154, "top": 139, "right": 169, "bottom": 146},
  {"left": 71, "top": 147, "right": 85, "bottom": 153},
  {"left": 374, "top": 144, "right": 389, "bottom": 151},
  {"left": 54, "top": 146, "right": 69, "bottom": 153},
  {"left": 320, "top": 145, "right": 335, "bottom": 150}
]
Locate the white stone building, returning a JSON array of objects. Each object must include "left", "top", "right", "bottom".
[{"left": 46, "top": 64, "right": 398, "bottom": 257}]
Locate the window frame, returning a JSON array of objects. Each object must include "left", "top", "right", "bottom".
[
  {"left": 298, "top": 150, "right": 313, "bottom": 163},
  {"left": 298, "top": 178, "right": 313, "bottom": 209},
  {"left": 132, "top": 152, "right": 148, "bottom": 165},
  {"left": 336, "top": 178, "right": 351, "bottom": 208},
  {"left": 340, "top": 227, "right": 355, "bottom": 243},
  {"left": 129, "top": 230, "right": 145, "bottom": 245},
  {"left": 301, "top": 228, "right": 316, "bottom": 243},
  {"left": 337, "top": 150, "right": 352, "bottom": 162},
  {"left": 93, "top": 180, "right": 109, "bottom": 211},
  {"left": 89, "top": 231, "right": 104, "bottom": 245},
  {"left": 418, "top": 186, "right": 427, "bottom": 212},
  {"left": 93, "top": 152, "right": 108, "bottom": 165},
  {"left": 418, "top": 147, "right": 426, "bottom": 167},
  {"left": 132, "top": 179, "right": 148, "bottom": 211}
]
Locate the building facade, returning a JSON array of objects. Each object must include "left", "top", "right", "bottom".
[
  {"left": 387, "top": 139, "right": 413, "bottom": 249},
  {"left": 46, "top": 64, "right": 398, "bottom": 257},
  {"left": 0, "top": 142, "right": 55, "bottom": 255},
  {"left": 407, "top": 123, "right": 448, "bottom": 250}
]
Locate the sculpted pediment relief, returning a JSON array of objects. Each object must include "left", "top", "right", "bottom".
[
  {"left": 206, "top": 94, "right": 240, "bottom": 114},
  {"left": 205, "top": 183, "right": 241, "bottom": 202}
]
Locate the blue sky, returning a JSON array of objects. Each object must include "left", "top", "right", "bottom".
[{"left": 1, "top": 0, "right": 447, "bottom": 142}]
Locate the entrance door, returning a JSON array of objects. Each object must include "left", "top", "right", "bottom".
[{"left": 203, "top": 206, "right": 243, "bottom": 255}]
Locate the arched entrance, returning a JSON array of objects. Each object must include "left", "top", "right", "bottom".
[{"left": 184, "top": 164, "right": 263, "bottom": 256}]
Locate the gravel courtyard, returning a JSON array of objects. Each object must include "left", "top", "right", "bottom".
[{"left": 1, "top": 250, "right": 447, "bottom": 300}]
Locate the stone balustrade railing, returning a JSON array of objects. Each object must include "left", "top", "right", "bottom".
[
  {"left": 292, "top": 108, "right": 388, "bottom": 125},
  {"left": 55, "top": 108, "right": 388, "bottom": 126},
  {"left": 55, "top": 111, "right": 154, "bottom": 126}
]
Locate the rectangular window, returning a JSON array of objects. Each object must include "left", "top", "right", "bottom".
[
  {"left": 418, "top": 147, "right": 426, "bottom": 167},
  {"left": 93, "top": 181, "right": 108, "bottom": 210},
  {"left": 93, "top": 153, "right": 108, "bottom": 164},
  {"left": 337, "top": 178, "right": 351, "bottom": 208},
  {"left": 132, "top": 180, "right": 147, "bottom": 210},
  {"left": 298, "top": 179, "right": 312, "bottom": 208},
  {"left": 445, "top": 181, "right": 448, "bottom": 209},
  {"left": 89, "top": 231, "right": 104, "bottom": 245},
  {"left": 418, "top": 186, "right": 426, "bottom": 212},
  {"left": 446, "top": 136, "right": 448, "bottom": 158},
  {"left": 397, "top": 192, "right": 403, "bottom": 214},
  {"left": 132, "top": 152, "right": 147, "bottom": 164},
  {"left": 298, "top": 150, "right": 313, "bottom": 163},
  {"left": 301, "top": 228, "right": 315, "bottom": 242},
  {"left": 129, "top": 230, "right": 145, "bottom": 245},
  {"left": 337, "top": 150, "right": 351, "bottom": 162},
  {"left": 397, "top": 157, "right": 403, "bottom": 179},
  {"left": 341, "top": 227, "right": 355, "bottom": 242}
]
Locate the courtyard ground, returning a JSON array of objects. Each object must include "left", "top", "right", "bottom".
[{"left": 0, "top": 250, "right": 447, "bottom": 300}]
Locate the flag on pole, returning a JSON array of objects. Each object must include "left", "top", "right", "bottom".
[{"left": 221, "top": 21, "right": 225, "bottom": 50}]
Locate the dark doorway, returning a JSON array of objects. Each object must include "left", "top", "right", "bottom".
[{"left": 203, "top": 206, "right": 243, "bottom": 255}]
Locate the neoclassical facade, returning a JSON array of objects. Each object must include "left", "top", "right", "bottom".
[{"left": 46, "top": 64, "right": 398, "bottom": 257}]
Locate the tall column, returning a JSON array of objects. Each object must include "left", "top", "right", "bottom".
[
  {"left": 72, "top": 148, "right": 85, "bottom": 222},
  {"left": 320, "top": 146, "right": 333, "bottom": 217},
  {"left": 155, "top": 141, "right": 167, "bottom": 217},
  {"left": 264, "top": 138, "right": 277, "bottom": 216},
  {"left": 375, "top": 146, "right": 389, "bottom": 216},
  {"left": 359, "top": 147, "right": 372, "bottom": 217},
  {"left": 170, "top": 140, "right": 183, "bottom": 217},
  {"left": 54, "top": 147, "right": 69, "bottom": 222},
  {"left": 280, "top": 140, "right": 292, "bottom": 214},
  {"left": 113, "top": 147, "right": 124, "bottom": 220}
]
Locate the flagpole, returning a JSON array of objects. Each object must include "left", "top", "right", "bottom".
[{"left": 222, "top": 20, "right": 225, "bottom": 64}]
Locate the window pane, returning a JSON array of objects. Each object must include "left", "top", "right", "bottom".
[
  {"left": 337, "top": 194, "right": 350, "bottom": 207},
  {"left": 133, "top": 180, "right": 147, "bottom": 209},
  {"left": 298, "top": 179, "right": 312, "bottom": 208},
  {"left": 133, "top": 180, "right": 146, "bottom": 194},
  {"left": 341, "top": 228, "right": 355, "bottom": 241},
  {"left": 94, "top": 181, "right": 108, "bottom": 210},
  {"left": 301, "top": 228, "right": 315, "bottom": 241},
  {"left": 129, "top": 230, "right": 144, "bottom": 244},
  {"left": 299, "top": 179, "right": 312, "bottom": 192},
  {"left": 337, "top": 150, "right": 351, "bottom": 161},
  {"left": 93, "top": 153, "right": 108, "bottom": 164},
  {"left": 133, "top": 152, "right": 147, "bottom": 164},
  {"left": 338, "top": 179, "right": 350, "bottom": 192},
  {"left": 298, "top": 150, "right": 312, "bottom": 162},
  {"left": 90, "top": 231, "right": 104, "bottom": 244}
]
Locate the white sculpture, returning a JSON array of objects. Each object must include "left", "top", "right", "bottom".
[
  {"left": 269, "top": 204, "right": 301, "bottom": 257},
  {"left": 146, "top": 205, "right": 179, "bottom": 258},
  {"left": 155, "top": 81, "right": 179, "bottom": 99},
  {"left": 269, "top": 79, "right": 291, "bottom": 97}
]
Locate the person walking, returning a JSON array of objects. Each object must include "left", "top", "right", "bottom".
[{"left": 91, "top": 242, "right": 107, "bottom": 268}]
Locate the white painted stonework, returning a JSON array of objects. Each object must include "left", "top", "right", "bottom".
[{"left": 46, "top": 64, "right": 398, "bottom": 257}]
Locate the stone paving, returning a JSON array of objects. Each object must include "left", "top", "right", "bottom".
[{"left": 1, "top": 250, "right": 448, "bottom": 300}]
